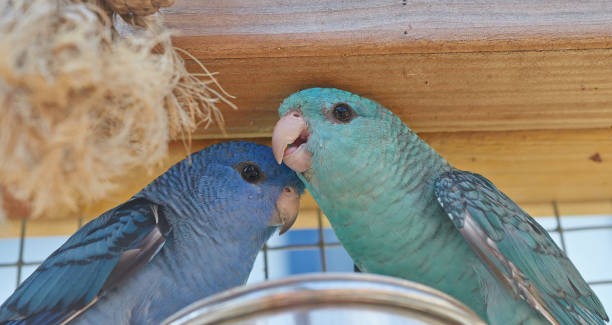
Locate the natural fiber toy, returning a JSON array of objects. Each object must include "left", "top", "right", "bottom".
[{"left": 0, "top": 0, "right": 235, "bottom": 219}]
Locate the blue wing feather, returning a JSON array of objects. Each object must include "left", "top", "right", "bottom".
[
  {"left": 3, "top": 310, "right": 66, "bottom": 325},
  {"left": 434, "top": 169, "right": 608, "bottom": 324},
  {"left": 0, "top": 198, "right": 163, "bottom": 324}
]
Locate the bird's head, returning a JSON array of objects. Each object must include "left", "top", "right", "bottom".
[
  {"left": 148, "top": 141, "right": 304, "bottom": 239},
  {"left": 272, "top": 88, "right": 406, "bottom": 196}
]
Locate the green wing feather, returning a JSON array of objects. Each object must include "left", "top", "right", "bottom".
[{"left": 434, "top": 169, "right": 608, "bottom": 324}]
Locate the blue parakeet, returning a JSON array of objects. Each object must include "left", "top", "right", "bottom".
[
  {"left": 271, "top": 88, "right": 608, "bottom": 324},
  {"left": 0, "top": 141, "right": 304, "bottom": 324}
]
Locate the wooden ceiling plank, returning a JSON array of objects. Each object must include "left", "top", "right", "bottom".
[{"left": 185, "top": 48, "right": 612, "bottom": 138}]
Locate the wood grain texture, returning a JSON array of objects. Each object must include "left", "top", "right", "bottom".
[
  {"left": 78, "top": 128, "right": 612, "bottom": 212},
  {"left": 159, "top": 1, "right": 612, "bottom": 137},
  {"left": 165, "top": 1, "right": 612, "bottom": 58},
  {"left": 186, "top": 49, "right": 612, "bottom": 138},
  {"left": 4, "top": 128, "right": 610, "bottom": 231},
  {"left": 5, "top": 1, "right": 612, "bottom": 229},
  {"left": 96, "top": 128, "right": 612, "bottom": 208},
  {"left": 424, "top": 128, "right": 612, "bottom": 204}
]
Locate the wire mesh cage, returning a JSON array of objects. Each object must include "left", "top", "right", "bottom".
[{"left": 1, "top": 202, "right": 611, "bottom": 314}]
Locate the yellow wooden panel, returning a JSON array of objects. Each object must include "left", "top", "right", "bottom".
[
  {"left": 425, "top": 128, "right": 612, "bottom": 204},
  {"left": 3, "top": 127, "right": 610, "bottom": 235},
  {"left": 52, "top": 128, "right": 612, "bottom": 219}
]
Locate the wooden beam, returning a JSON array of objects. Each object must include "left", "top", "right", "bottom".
[
  {"left": 165, "top": 1, "right": 612, "bottom": 58},
  {"left": 161, "top": 1, "right": 612, "bottom": 138},
  {"left": 3, "top": 128, "right": 610, "bottom": 233},
  {"left": 60, "top": 127, "right": 612, "bottom": 218},
  {"left": 425, "top": 128, "right": 612, "bottom": 204},
  {"left": 184, "top": 49, "right": 612, "bottom": 138}
]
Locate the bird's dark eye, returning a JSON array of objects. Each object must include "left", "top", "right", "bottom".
[
  {"left": 331, "top": 103, "right": 355, "bottom": 123},
  {"left": 238, "top": 162, "right": 264, "bottom": 183}
]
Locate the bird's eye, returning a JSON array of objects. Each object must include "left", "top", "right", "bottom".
[
  {"left": 238, "top": 162, "right": 264, "bottom": 183},
  {"left": 331, "top": 103, "right": 355, "bottom": 123}
]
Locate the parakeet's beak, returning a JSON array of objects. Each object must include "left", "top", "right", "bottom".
[
  {"left": 272, "top": 110, "right": 312, "bottom": 173},
  {"left": 271, "top": 186, "right": 300, "bottom": 234}
]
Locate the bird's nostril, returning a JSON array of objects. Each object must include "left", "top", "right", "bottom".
[
  {"left": 292, "top": 112, "right": 301, "bottom": 118},
  {"left": 283, "top": 186, "right": 293, "bottom": 193}
]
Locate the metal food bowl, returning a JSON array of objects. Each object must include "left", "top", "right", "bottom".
[{"left": 163, "top": 273, "right": 485, "bottom": 325}]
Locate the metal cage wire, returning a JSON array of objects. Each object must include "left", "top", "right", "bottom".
[{"left": 1, "top": 201, "right": 611, "bottom": 303}]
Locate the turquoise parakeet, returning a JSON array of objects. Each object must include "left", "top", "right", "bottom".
[
  {"left": 271, "top": 88, "right": 608, "bottom": 324},
  {"left": 0, "top": 141, "right": 303, "bottom": 324}
]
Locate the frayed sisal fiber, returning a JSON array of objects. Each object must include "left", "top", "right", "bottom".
[{"left": 0, "top": 0, "right": 235, "bottom": 219}]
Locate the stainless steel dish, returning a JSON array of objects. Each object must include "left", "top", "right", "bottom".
[{"left": 163, "top": 273, "right": 485, "bottom": 325}]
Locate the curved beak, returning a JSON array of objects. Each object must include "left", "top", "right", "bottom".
[
  {"left": 272, "top": 110, "right": 312, "bottom": 173},
  {"left": 271, "top": 186, "right": 301, "bottom": 235}
]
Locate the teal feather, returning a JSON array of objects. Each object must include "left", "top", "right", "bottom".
[
  {"left": 435, "top": 170, "right": 607, "bottom": 324},
  {"left": 280, "top": 88, "right": 608, "bottom": 324}
]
